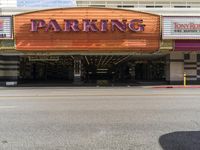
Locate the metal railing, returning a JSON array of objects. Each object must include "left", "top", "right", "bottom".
[{"left": 76, "top": 0, "right": 200, "bottom": 8}]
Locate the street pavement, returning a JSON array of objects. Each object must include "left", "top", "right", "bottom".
[{"left": 0, "top": 86, "right": 200, "bottom": 150}]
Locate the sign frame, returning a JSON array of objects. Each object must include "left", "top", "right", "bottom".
[{"left": 162, "top": 16, "right": 200, "bottom": 40}]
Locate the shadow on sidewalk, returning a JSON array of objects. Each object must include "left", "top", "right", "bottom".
[{"left": 159, "top": 131, "right": 200, "bottom": 150}]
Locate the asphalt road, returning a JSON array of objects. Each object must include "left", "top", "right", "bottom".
[{"left": 0, "top": 87, "right": 200, "bottom": 150}]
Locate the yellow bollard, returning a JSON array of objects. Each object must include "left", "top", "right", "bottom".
[{"left": 184, "top": 73, "right": 187, "bottom": 87}]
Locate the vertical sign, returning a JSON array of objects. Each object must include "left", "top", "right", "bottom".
[{"left": 0, "top": 16, "right": 13, "bottom": 39}]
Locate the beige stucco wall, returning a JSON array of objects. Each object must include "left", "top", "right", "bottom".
[{"left": 168, "top": 52, "right": 184, "bottom": 82}]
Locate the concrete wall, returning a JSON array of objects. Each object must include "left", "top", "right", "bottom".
[
  {"left": 167, "top": 52, "right": 184, "bottom": 84},
  {"left": 184, "top": 53, "right": 197, "bottom": 84},
  {"left": 0, "top": 55, "right": 19, "bottom": 86},
  {"left": 167, "top": 51, "right": 200, "bottom": 84}
]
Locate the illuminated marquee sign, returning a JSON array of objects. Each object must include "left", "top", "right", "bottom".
[
  {"left": 0, "top": 16, "right": 13, "bottom": 39},
  {"left": 14, "top": 8, "right": 160, "bottom": 52},
  {"left": 163, "top": 16, "right": 200, "bottom": 39},
  {"left": 30, "top": 19, "right": 145, "bottom": 32}
]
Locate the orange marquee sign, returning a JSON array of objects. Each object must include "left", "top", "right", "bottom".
[{"left": 14, "top": 7, "right": 160, "bottom": 52}]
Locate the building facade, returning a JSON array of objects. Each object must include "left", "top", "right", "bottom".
[
  {"left": 0, "top": 0, "right": 17, "bottom": 7},
  {"left": 0, "top": 0, "right": 200, "bottom": 86}
]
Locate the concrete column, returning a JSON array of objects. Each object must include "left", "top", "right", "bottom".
[
  {"left": 167, "top": 52, "right": 184, "bottom": 84},
  {"left": 0, "top": 55, "right": 19, "bottom": 86},
  {"left": 165, "top": 55, "right": 170, "bottom": 82},
  {"left": 184, "top": 52, "right": 197, "bottom": 84},
  {"left": 128, "top": 62, "right": 135, "bottom": 82},
  {"left": 73, "top": 57, "right": 82, "bottom": 85}
]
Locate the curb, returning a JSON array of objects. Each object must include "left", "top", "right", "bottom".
[{"left": 152, "top": 86, "right": 200, "bottom": 88}]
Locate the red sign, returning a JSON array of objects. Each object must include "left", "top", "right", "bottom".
[{"left": 174, "top": 22, "right": 200, "bottom": 30}]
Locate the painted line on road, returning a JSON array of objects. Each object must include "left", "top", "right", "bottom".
[
  {"left": 0, "top": 94, "right": 199, "bottom": 97},
  {"left": 0, "top": 106, "right": 17, "bottom": 109}
]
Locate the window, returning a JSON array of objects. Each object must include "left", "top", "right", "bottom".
[
  {"left": 146, "top": 5, "right": 154, "bottom": 8},
  {"left": 117, "top": 5, "right": 134, "bottom": 8},
  {"left": 174, "top": 6, "right": 191, "bottom": 8},
  {"left": 146, "top": 5, "right": 162, "bottom": 8},
  {"left": 89, "top": 5, "right": 105, "bottom": 7},
  {"left": 197, "top": 54, "right": 200, "bottom": 62},
  {"left": 184, "top": 54, "right": 190, "bottom": 60}
]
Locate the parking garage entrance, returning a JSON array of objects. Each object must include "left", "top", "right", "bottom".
[
  {"left": 15, "top": 8, "right": 161, "bottom": 86},
  {"left": 19, "top": 55, "right": 166, "bottom": 86}
]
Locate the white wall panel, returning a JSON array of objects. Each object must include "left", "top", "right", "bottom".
[{"left": 163, "top": 16, "right": 200, "bottom": 39}]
